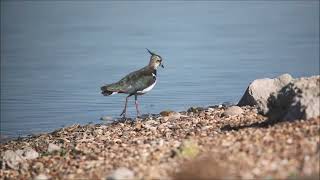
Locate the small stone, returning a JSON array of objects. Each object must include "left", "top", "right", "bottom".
[
  {"left": 187, "top": 107, "right": 197, "bottom": 113},
  {"left": 221, "top": 140, "right": 233, "bottom": 147},
  {"left": 135, "top": 122, "right": 142, "bottom": 130},
  {"left": 23, "top": 147, "right": 39, "bottom": 160},
  {"left": 179, "top": 111, "right": 187, "bottom": 115},
  {"left": 160, "top": 110, "right": 172, "bottom": 116},
  {"left": 94, "top": 129, "right": 104, "bottom": 135},
  {"left": 207, "top": 108, "right": 215, "bottom": 112},
  {"left": 160, "top": 111, "right": 181, "bottom": 120},
  {"left": 223, "top": 106, "right": 243, "bottom": 116},
  {"left": 162, "top": 116, "right": 169, "bottom": 122},
  {"left": 100, "top": 116, "right": 113, "bottom": 121},
  {"left": 140, "top": 114, "right": 151, "bottom": 119},
  {"left": 34, "top": 173, "right": 49, "bottom": 180},
  {"left": 199, "top": 112, "right": 206, "bottom": 118},
  {"left": 168, "top": 112, "right": 181, "bottom": 120},
  {"left": 196, "top": 107, "right": 205, "bottom": 112},
  {"left": 47, "top": 143, "right": 61, "bottom": 153},
  {"left": 144, "top": 124, "right": 157, "bottom": 132},
  {"left": 107, "top": 167, "right": 134, "bottom": 180},
  {"left": 32, "top": 162, "right": 44, "bottom": 173},
  {"left": 145, "top": 119, "right": 158, "bottom": 126},
  {"left": 286, "top": 138, "right": 293, "bottom": 144}
]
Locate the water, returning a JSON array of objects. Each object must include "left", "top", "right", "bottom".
[{"left": 1, "top": 1, "right": 319, "bottom": 138}]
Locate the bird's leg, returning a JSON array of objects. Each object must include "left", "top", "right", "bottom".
[
  {"left": 120, "top": 95, "right": 130, "bottom": 118},
  {"left": 135, "top": 95, "right": 141, "bottom": 117}
]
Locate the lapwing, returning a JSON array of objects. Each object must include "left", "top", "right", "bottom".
[{"left": 101, "top": 49, "right": 164, "bottom": 118}]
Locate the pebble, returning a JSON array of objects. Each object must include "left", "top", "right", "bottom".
[
  {"left": 135, "top": 122, "right": 142, "bottom": 130},
  {"left": 160, "top": 110, "right": 173, "bottom": 116},
  {"left": 222, "top": 106, "right": 243, "bottom": 116},
  {"left": 187, "top": 107, "right": 204, "bottom": 113},
  {"left": 34, "top": 173, "right": 49, "bottom": 180},
  {"left": 32, "top": 162, "right": 44, "bottom": 173},
  {"left": 207, "top": 108, "right": 215, "bottom": 112},
  {"left": 140, "top": 114, "right": 152, "bottom": 119},
  {"left": 145, "top": 119, "right": 158, "bottom": 126},
  {"left": 47, "top": 143, "right": 61, "bottom": 153},
  {"left": 160, "top": 111, "right": 181, "bottom": 120},
  {"left": 107, "top": 167, "right": 134, "bottom": 180},
  {"left": 168, "top": 112, "right": 181, "bottom": 120},
  {"left": 100, "top": 116, "right": 113, "bottom": 121},
  {"left": 22, "top": 147, "right": 39, "bottom": 160}
]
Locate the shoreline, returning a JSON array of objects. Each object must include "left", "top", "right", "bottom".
[
  {"left": 0, "top": 102, "right": 233, "bottom": 144},
  {"left": 1, "top": 105, "right": 319, "bottom": 179},
  {"left": 1, "top": 74, "right": 319, "bottom": 179}
]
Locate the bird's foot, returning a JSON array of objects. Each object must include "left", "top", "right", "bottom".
[
  {"left": 119, "top": 115, "right": 133, "bottom": 124},
  {"left": 120, "top": 109, "right": 126, "bottom": 118},
  {"left": 120, "top": 115, "right": 127, "bottom": 120},
  {"left": 136, "top": 110, "right": 141, "bottom": 118}
]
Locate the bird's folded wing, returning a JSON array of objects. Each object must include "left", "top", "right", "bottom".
[
  {"left": 105, "top": 67, "right": 155, "bottom": 94},
  {"left": 131, "top": 75, "right": 155, "bottom": 92}
]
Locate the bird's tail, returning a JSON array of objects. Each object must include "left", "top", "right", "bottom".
[{"left": 101, "top": 84, "right": 118, "bottom": 96}]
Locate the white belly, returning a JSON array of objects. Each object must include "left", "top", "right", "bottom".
[{"left": 137, "top": 81, "right": 157, "bottom": 94}]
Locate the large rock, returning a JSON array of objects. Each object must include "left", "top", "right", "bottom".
[
  {"left": 238, "top": 74, "right": 319, "bottom": 121},
  {"left": 267, "top": 75, "right": 320, "bottom": 121},
  {"left": 238, "top": 74, "right": 293, "bottom": 114}
]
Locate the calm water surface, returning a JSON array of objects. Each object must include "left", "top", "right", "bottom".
[{"left": 1, "top": 1, "right": 319, "bottom": 138}]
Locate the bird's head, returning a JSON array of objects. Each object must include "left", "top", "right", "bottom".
[{"left": 146, "top": 48, "right": 164, "bottom": 69}]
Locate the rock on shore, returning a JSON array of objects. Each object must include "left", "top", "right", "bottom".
[
  {"left": 238, "top": 74, "right": 319, "bottom": 121},
  {"left": 2, "top": 147, "right": 39, "bottom": 170},
  {"left": 238, "top": 73, "right": 293, "bottom": 113}
]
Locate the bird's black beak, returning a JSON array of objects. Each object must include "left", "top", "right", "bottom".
[{"left": 161, "top": 64, "right": 164, "bottom": 68}]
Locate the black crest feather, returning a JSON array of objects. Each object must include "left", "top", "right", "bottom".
[{"left": 146, "top": 48, "right": 155, "bottom": 56}]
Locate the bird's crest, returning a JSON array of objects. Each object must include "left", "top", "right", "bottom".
[{"left": 146, "top": 48, "right": 156, "bottom": 56}]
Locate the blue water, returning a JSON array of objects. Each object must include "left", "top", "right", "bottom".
[{"left": 1, "top": 1, "right": 319, "bottom": 138}]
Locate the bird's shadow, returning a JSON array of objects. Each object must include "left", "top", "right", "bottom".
[
  {"left": 109, "top": 117, "right": 135, "bottom": 125},
  {"left": 220, "top": 118, "right": 282, "bottom": 132},
  {"left": 107, "top": 113, "right": 160, "bottom": 125}
]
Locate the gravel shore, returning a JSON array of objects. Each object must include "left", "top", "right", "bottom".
[{"left": 1, "top": 105, "right": 319, "bottom": 180}]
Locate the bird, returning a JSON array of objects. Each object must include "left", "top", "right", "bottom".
[{"left": 100, "top": 49, "right": 164, "bottom": 118}]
